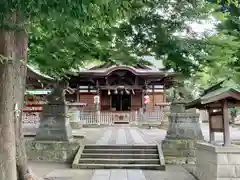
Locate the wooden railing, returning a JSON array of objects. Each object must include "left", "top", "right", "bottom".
[
  {"left": 79, "top": 111, "right": 138, "bottom": 125},
  {"left": 77, "top": 110, "right": 164, "bottom": 125}
]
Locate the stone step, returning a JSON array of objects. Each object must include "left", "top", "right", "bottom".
[
  {"left": 79, "top": 158, "right": 159, "bottom": 164},
  {"left": 81, "top": 153, "right": 159, "bottom": 159},
  {"left": 84, "top": 145, "right": 157, "bottom": 149},
  {"left": 72, "top": 144, "right": 165, "bottom": 170},
  {"left": 73, "top": 163, "right": 163, "bottom": 170},
  {"left": 82, "top": 148, "right": 158, "bottom": 154}
]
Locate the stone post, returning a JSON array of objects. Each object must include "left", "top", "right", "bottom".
[
  {"left": 162, "top": 101, "right": 204, "bottom": 164},
  {"left": 95, "top": 96, "right": 100, "bottom": 125},
  {"left": 68, "top": 104, "right": 83, "bottom": 129}
]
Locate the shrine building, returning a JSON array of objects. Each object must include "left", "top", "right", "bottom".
[
  {"left": 66, "top": 62, "right": 177, "bottom": 124},
  {"left": 24, "top": 61, "right": 178, "bottom": 125}
]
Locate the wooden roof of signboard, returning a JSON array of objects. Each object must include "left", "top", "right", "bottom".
[{"left": 185, "top": 80, "right": 240, "bottom": 109}]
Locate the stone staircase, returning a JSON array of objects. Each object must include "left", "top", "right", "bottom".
[{"left": 72, "top": 145, "right": 165, "bottom": 170}]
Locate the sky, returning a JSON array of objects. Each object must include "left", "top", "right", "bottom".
[
  {"left": 143, "top": 20, "right": 217, "bottom": 69},
  {"left": 190, "top": 21, "right": 216, "bottom": 33}
]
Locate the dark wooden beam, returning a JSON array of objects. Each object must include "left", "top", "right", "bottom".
[
  {"left": 100, "top": 85, "right": 143, "bottom": 90},
  {"left": 105, "top": 77, "right": 109, "bottom": 86},
  {"left": 134, "top": 76, "right": 138, "bottom": 86},
  {"left": 152, "top": 85, "right": 155, "bottom": 110},
  {"left": 88, "top": 84, "right": 90, "bottom": 92},
  {"left": 96, "top": 80, "right": 100, "bottom": 95}
]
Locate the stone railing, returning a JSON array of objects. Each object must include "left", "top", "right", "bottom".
[{"left": 194, "top": 142, "right": 240, "bottom": 180}]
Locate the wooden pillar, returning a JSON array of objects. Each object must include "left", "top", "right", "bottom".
[
  {"left": 76, "top": 85, "right": 80, "bottom": 121},
  {"left": 208, "top": 109, "right": 215, "bottom": 144},
  {"left": 223, "top": 100, "right": 231, "bottom": 146},
  {"left": 152, "top": 85, "right": 155, "bottom": 111},
  {"left": 143, "top": 90, "right": 147, "bottom": 113},
  {"left": 96, "top": 80, "right": 100, "bottom": 124},
  {"left": 96, "top": 80, "right": 100, "bottom": 111},
  {"left": 76, "top": 93, "right": 80, "bottom": 102},
  {"left": 76, "top": 84, "right": 80, "bottom": 102},
  {"left": 163, "top": 84, "right": 166, "bottom": 102},
  {"left": 109, "top": 93, "right": 111, "bottom": 111}
]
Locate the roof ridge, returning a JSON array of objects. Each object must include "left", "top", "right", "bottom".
[{"left": 27, "top": 64, "right": 54, "bottom": 80}]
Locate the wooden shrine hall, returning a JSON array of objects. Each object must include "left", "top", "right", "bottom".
[{"left": 67, "top": 63, "right": 177, "bottom": 124}]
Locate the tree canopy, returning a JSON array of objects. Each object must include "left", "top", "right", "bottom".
[
  {"left": 0, "top": 1, "right": 145, "bottom": 76},
  {"left": 1, "top": 0, "right": 239, "bottom": 91},
  {"left": 176, "top": 0, "right": 240, "bottom": 99},
  {"left": 26, "top": 0, "right": 216, "bottom": 77}
]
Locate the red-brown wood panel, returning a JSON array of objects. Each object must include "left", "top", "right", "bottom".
[
  {"left": 79, "top": 93, "right": 95, "bottom": 111},
  {"left": 131, "top": 91, "right": 142, "bottom": 111},
  {"left": 147, "top": 92, "right": 165, "bottom": 110},
  {"left": 146, "top": 94, "right": 154, "bottom": 110},
  {"left": 101, "top": 91, "right": 111, "bottom": 111},
  {"left": 79, "top": 91, "right": 166, "bottom": 111},
  {"left": 154, "top": 92, "right": 165, "bottom": 104}
]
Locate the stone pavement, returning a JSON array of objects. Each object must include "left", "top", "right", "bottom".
[
  {"left": 29, "top": 163, "right": 196, "bottom": 180},
  {"left": 93, "top": 126, "right": 154, "bottom": 145},
  {"left": 141, "top": 123, "right": 240, "bottom": 144},
  {"left": 29, "top": 126, "right": 197, "bottom": 180}
]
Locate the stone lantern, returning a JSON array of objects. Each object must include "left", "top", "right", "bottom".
[{"left": 162, "top": 87, "right": 203, "bottom": 164}]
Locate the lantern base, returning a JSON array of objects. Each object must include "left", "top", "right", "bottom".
[
  {"left": 70, "top": 121, "right": 83, "bottom": 129},
  {"left": 162, "top": 112, "right": 203, "bottom": 164},
  {"left": 35, "top": 104, "right": 73, "bottom": 141}
]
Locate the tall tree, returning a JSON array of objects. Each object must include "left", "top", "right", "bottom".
[
  {"left": 0, "top": 11, "right": 18, "bottom": 180},
  {"left": 0, "top": 1, "right": 140, "bottom": 180},
  {"left": 28, "top": 2, "right": 146, "bottom": 77},
  {"left": 113, "top": 0, "right": 215, "bottom": 75}
]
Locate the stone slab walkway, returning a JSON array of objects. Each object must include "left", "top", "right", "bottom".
[
  {"left": 29, "top": 126, "right": 197, "bottom": 180},
  {"left": 141, "top": 123, "right": 240, "bottom": 144},
  {"left": 94, "top": 127, "right": 153, "bottom": 145},
  {"left": 29, "top": 162, "right": 196, "bottom": 180}
]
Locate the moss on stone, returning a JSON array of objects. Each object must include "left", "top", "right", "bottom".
[{"left": 25, "top": 140, "right": 81, "bottom": 163}]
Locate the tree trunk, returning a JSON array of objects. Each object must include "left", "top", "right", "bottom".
[
  {"left": 0, "top": 12, "right": 18, "bottom": 180},
  {"left": 14, "top": 12, "right": 29, "bottom": 180},
  {"left": 14, "top": 12, "right": 43, "bottom": 180}
]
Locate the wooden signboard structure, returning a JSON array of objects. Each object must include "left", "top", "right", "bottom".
[
  {"left": 186, "top": 80, "right": 240, "bottom": 146},
  {"left": 209, "top": 109, "right": 224, "bottom": 132}
]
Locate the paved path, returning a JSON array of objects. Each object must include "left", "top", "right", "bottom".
[
  {"left": 91, "top": 127, "right": 151, "bottom": 180},
  {"left": 141, "top": 123, "right": 240, "bottom": 144},
  {"left": 30, "top": 126, "right": 197, "bottom": 180},
  {"left": 95, "top": 127, "right": 152, "bottom": 145},
  {"left": 29, "top": 163, "right": 195, "bottom": 180}
]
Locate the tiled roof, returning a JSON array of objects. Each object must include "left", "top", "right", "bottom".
[
  {"left": 27, "top": 64, "right": 54, "bottom": 80},
  {"left": 81, "top": 56, "right": 174, "bottom": 74},
  {"left": 186, "top": 79, "right": 240, "bottom": 109}
]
